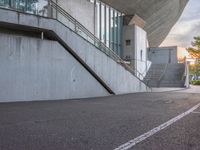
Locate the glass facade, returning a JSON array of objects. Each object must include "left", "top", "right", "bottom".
[
  {"left": 92, "top": 0, "right": 123, "bottom": 56},
  {"left": 0, "top": 0, "right": 48, "bottom": 16},
  {"left": 0, "top": 0, "right": 123, "bottom": 57}
]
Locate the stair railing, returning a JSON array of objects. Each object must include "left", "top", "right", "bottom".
[
  {"left": 48, "top": 0, "right": 147, "bottom": 83},
  {"left": 0, "top": 0, "right": 149, "bottom": 85},
  {"left": 157, "top": 63, "right": 168, "bottom": 87},
  {"left": 49, "top": 0, "right": 122, "bottom": 61}
]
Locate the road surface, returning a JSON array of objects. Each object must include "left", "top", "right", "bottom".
[{"left": 0, "top": 86, "right": 200, "bottom": 150}]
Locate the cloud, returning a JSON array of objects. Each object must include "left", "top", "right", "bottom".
[{"left": 161, "top": 0, "right": 200, "bottom": 48}]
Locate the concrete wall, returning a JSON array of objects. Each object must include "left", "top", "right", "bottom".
[
  {"left": 57, "top": 0, "right": 94, "bottom": 34},
  {"left": 0, "top": 8, "right": 149, "bottom": 97},
  {"left": 122, "top": 25, "right": 135, "bottom": 62},
  {"left": 65, "top": 24, "right": 149, "bottom": 94},
  {"left": 0, "top": 33, "right": 109, "bottom": 102},
  {"left": 148, "top": 46, "right": 178, "bottom": 64},
  {"left": 135, "top": 25, "right": 148, "bottom": 79},
  {"left": 123, "top": 25, "right": 149, "bottom": 80}
]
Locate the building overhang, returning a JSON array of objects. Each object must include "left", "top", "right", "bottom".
[{"left": 100, "top": 0, "right": 189, "bottom": 47}]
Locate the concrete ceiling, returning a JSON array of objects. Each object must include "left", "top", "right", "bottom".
[{"left": 101, "top": 0, "right": 189, "bottom": 47}]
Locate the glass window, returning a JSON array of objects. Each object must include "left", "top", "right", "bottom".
[
  {"left": 113, "top": 11, "right": 117, "bottom": 53},
  {"left": 89, "top": 0, "right": 94, "bottom": 3},
  {"left": 35, "top": 0, "right": 48, "bottom": 16},
  {"left": 0, "top": 0, "right": 9, "bottom": 7},
  {"left": 101, "top": 3, "right": 105, "bottom": 43},
  {"left": 126, "top": 40, "right": 131, "bottom": 46},
  {"left": 106, "top": 6, "right": 109, "bottom": 47},
  {"left": 118, "top": 13, "right": 123, "bottom": 56},
  {"left": 110, "top": 8, "right": 114, "bottom": 50},
  {"left": 96, "top": 1, "right": 100, "bottom": 39},
  {"left": 95, "top": 0, "right": 123, "bottom": 55},
  {"left": 117, "top": 13, "right": 122, "bottom": 56},
  {"left": 0, "top": 0, "right": 48, "bottom": 16}
]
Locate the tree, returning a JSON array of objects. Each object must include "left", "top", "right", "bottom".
[
  {"left": 187, "top": 36, "right": 200, "bottom": 58},
  {"left": 187, "top": 36, "right": 200, "bottom": 77},
  {"left": 189, "top": 60, "right": 200, "bottom": 77}
]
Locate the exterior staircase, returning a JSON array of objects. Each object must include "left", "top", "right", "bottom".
[
  {"left": 160, "top": 64, "right": 185, "bottom": 87},
  {"left": 144, "top": 63, "right": 185, "bottom": 87},
  {"left": 144, "top": 64, "right": 166, "bottom": 87},
  {"left": 0, "top": 0, "right": 150, "bottom": 102}
]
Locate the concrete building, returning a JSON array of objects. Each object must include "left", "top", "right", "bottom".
[
  {"left": 0, "top": 0, "right": 188, "bottom": 102},
  {"left": 100, "top": 0, "right": 189, "bottom": 47},
  {"left": 145, "top": 46, "right": 187, "bottom": 88},
  {"left": 148, "top": 46, "right": 178, "bottom": 64},
  {"left": 122, "top": 24, "right": 151, "bottom": 80}
]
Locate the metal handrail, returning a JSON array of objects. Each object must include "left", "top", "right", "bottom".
[
  {"left": 143, "top": 64, "right": 166, "bottom": 86},
  {"left": 49, "top": 1, "right": 121, "bottom": 61},
  {"left": 158, "top": 64, "right": 168, "bottom": 81},
  {"left": 156, "top": 63, "right": 168, "bottom": 87},
  {"left": 0, "top": 0, "right": 148, "bottom": 85},
  {"left": 124, "top": 58, "right": 152, "bottom": 79},
  {"left": 49, "top": 0, "right": 147, "bottom": 83}
]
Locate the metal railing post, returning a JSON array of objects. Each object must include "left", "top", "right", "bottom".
[
  {"left": 41, "top": 32, "right": 44, "bottom": 40},
  {"left": 47, "top": 1, "right": 52, "bottom": 18},
  {"left": 56, "top": 0, "right": 58, "bottom": 19},
  {"left": 74, "top": 21, "right": 77, "bottom": 33},
  {"left": 44, "top": 0, "right": 148, "bottom": 86}
]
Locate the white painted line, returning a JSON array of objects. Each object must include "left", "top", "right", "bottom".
[
  {"left": 192, "top": 111, "right": 200, "bottom": 114},
  {"left": 114, "top": 102, "right": 200, "bottom": 150}
]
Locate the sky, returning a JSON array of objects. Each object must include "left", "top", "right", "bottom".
[{"left": 161, "top": 0, "right": 200, "bottom": 49}]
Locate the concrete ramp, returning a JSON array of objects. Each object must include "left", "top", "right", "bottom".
[
  {"left": 0, "top": 8, "right": 149, "bottom": 102},
  {"left": 0, "top": 33, "right": 109, "bottom": 102}
]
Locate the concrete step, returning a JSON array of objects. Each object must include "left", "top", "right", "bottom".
[
  {"left": 160, "top": 84, "right": 184, "bottom": 87},
  {"left": 160, "top": 80, "right": 185, "bottom": 84},
  {"left": 144, "top": 63, "right": 186, "bottom": 88}
]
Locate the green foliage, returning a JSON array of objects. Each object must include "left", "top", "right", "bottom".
[
  {"left": 189, "top": 59, "right": 200, "bottom": 76},
  {"left": 191, "top": 80, "right": 200, "bottom": 85},
  {"left": 187, "top": 37, "right": 200, "bottom": 76},
  {"left": 192, "top": 37, "right": 200, "bottom": 49},
  {"left": 187, "top": 48, "right": 200, "bottom": 58},
  {"left": 187, "top": 36, "right": 200, "bottom": 58}
]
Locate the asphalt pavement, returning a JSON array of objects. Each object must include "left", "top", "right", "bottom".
[{"left": 0, "top": 86, "right": 200, "bottom": 150}]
